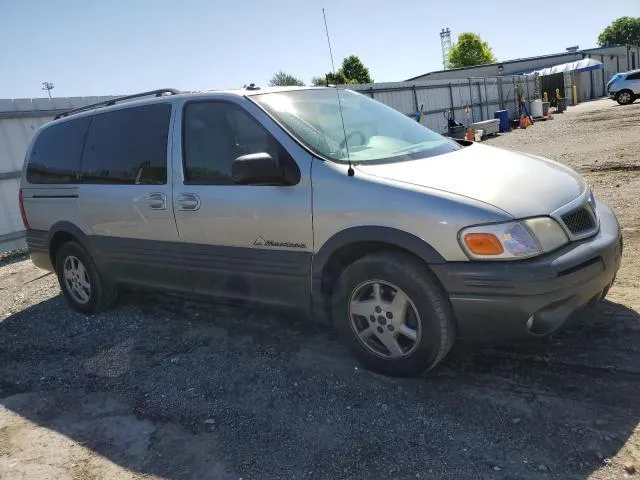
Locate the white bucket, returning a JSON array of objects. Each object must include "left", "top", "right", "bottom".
[
  {"left": 530, "top": 99, "right": 543, "bottom": 118},
  {"left": 474, "top": 129, "right": 483, "bottom": 142}
]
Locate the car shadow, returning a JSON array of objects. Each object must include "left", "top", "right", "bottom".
[
  {"left": 613, "top": 102, "right": 639, "bottom": 107},
  {"left": 0, "top": 251, "right": 29, "bottom": 268},
  {"left": 0, "top": 292, "right": 638, "bottom": 479}
]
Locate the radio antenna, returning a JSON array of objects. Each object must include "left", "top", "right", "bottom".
[{"left": 322, "top": 8, "right": 354, "bottom": 177}]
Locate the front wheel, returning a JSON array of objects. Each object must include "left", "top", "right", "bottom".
[
  {"left": 332, "top": 252, "right": 455, "bottom": 377},
  {"left": 616, "top": 90, "right": 635, "bottom": 105}
]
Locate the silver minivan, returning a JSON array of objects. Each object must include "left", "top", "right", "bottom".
[{"left": 19, "top": 86, "right": 622, "bottom": 377}]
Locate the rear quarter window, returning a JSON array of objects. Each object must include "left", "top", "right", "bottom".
[
  {"left": 26, "top": 117, "right": 90, "bottom": 184},
  {"left": 81, "top": 103, "right": 171, "bottom": 185}
]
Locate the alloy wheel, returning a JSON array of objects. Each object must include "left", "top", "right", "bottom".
[
  {"left": 348, "top": 280, "right": 422, "bottom": 359},
  {"left": 63, "top": 255, "right": 91, "bottom": 304}
]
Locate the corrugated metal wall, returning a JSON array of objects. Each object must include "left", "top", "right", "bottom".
[
  {"left": 589, "top": 44, "right": 640, "bottom": 76},
  {"left": 577, "top": 72, "right": 593, "bottom": 102},
  {"left": 350, "top": 75, "right": 537, "bottom": 133},
  {"left": 0, "top": 96, "right": 114, "bottom": 253}
]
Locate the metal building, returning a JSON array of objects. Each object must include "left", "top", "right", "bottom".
[{"left": 406, "top": 44, "right": 640, "bottom": 102}]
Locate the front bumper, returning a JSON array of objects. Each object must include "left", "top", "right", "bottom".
[
  {"left": 431, "top": 201, "right": 622, "bottom": 343},
  {"left": 609, "top": 91, "right": 617, "bottom": 99}
]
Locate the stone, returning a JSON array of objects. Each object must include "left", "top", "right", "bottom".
[{"left": 623, "top": 461, "right": 636, "bottom": 474}]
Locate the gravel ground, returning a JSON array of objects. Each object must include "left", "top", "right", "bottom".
[{"left": 1, "top": 98, "right": 639, "bottom": 480}]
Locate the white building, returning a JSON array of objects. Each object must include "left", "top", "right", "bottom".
[{"left": 0, "top": 96, "right": 113, "bottom": 252}]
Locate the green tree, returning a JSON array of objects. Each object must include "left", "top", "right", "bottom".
[
  {"left": 448, "top": 32, "right": 496, "bottom": 68},
  {"left": 597, "top": 17, "right": 640, "bottom": 47},
  {"left": 314, "top": 55, "right": 373, "bottom": 85},
  {"left": 268, "top": 71, "right": 305, "bottom": 87},
  {"left": 327, "top": 71, "right": 356, "bottom": 85},
  {"left": 341, "top": 55, "right": 373, "bottom": 84},
  {"left": 312, "top": 71, "right": 355, "bottom": 86}
]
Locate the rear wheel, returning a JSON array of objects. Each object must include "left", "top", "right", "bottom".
[
  {"left": 616, "top": 90, "right": 635, "bottom": 105},
  {"left": 332, "top": 252, "right": 455, "bottom": 377},
  {"left": 55, "top": 241, "right": 118, "bottom": 313}
]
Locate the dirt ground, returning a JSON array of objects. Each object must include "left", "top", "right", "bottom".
[{"left": 0, "top": 98, "right": 639, "bottom": 480}]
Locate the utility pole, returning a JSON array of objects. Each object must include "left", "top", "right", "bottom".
[{"left": 42, "top": 82, "right": 54, "bottom": 99}]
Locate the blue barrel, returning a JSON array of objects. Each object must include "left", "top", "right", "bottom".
[{"left": 494, "top": 110, "right": 509, "bottom": 132}]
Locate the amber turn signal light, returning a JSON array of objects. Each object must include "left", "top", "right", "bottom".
[{"left": 463, "top": 233, "right": 504, "bottom": 255}]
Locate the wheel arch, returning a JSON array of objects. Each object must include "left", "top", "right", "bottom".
[
  {"left": 311, "top": 226, "right": 446, "bottom": 319},
  {"left": 47, "top": 222, "right": 93, "bottom": 268}
]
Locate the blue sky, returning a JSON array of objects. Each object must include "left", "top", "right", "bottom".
[{"left": 1, "top": 0, "right": 638, "bottom": 98}]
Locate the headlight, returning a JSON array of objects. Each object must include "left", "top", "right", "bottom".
[{"left": 459, "top": 217, "right": 569, "bottom": 260}]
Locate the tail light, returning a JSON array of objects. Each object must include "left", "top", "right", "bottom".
[{"left": 18, "top": 188, "right": 30, "bottom": 230}]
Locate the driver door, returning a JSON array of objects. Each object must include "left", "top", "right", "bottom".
[{"left": 172, "top": 98, "right": 313, "bottom": 309}]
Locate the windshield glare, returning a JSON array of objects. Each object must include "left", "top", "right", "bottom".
[{"left": 252, "top": 89, "right": 461, "bottom": 164}]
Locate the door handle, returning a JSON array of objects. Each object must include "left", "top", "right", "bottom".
[
  {"left": 178, "top": 193, "right": 201, "bottom": 211},
  {"left": 147, "top": 192, "right": 167, "bottom": 210}
]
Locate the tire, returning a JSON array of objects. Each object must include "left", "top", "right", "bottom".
[
  {"left": 332, "top": 252, "right": 455, "bottom": 377},
  {"left": 55, "top": 241, "right": 118, "bottom": 313},
  {"left": 616, "top": 90, "right": 635, "bottom": 105}
]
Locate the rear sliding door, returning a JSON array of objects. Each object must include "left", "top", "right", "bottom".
[{"left": 77, "top": 103, "right": 183, "bottom": 290}]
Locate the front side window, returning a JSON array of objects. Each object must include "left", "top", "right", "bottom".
[
  {"left": 182, "top": 101, "right": 294, "bottom": 185},
  {"left": 252, "top": 88, "right": 461, "bottom": 165},
  {"left": 27, "top": 117, "right": 90, "bottom": 184},
  {"left": 81, "top": 103, "right": 171, "bottom": 185}
]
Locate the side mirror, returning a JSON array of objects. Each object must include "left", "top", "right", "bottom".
[{"left": 232, "top": 152, "right": 290, "bottom": 185}]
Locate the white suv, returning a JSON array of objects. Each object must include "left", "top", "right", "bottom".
[{"left": 607, "top": 69, "right": 640, "bottom": 105}]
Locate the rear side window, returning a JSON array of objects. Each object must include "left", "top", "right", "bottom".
[
  {"left": 81, "top": 103, "right": 171, "bottom": 185},
  {"left": 26, "top": 117, "right": 90, "bottom": 184}
]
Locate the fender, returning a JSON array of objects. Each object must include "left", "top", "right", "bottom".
[
  {"left": 47, "top": 221, "right": 93, "bottom": 251},
  {"left": 46, "top": 221, "right": 102, "bottom": 266},
  {"left": 24, "top": 222, "right": 93, "bottom": 272},
  {"left": 311, "top": 226, "right": 446, "bottom": 317}
]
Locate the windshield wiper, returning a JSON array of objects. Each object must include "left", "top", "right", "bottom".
[{"left": 392, "top": 141, "right": 441, "bottom": 155}]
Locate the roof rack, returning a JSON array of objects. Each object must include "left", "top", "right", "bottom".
[{"left": 54, "top": 88, "right": 181, "bottom": 120}]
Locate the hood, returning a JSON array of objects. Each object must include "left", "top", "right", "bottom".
[
  {"left": 355, "top": 143, "right": 585, "bottom": 218},
  {"left": 607, "top": 74, "right": 624, "bottom": 90}
]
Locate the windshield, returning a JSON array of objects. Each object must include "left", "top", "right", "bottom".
[
  {"left": 608, "top": 73, "right": 623, "bottom": 84},
  {"left": 252, "top": 88, "right": 461, "bottom": 164}
]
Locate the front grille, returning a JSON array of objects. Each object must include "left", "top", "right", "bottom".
[{"left": 561, "top": 206, "right": 596, "bottom": 235}]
